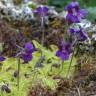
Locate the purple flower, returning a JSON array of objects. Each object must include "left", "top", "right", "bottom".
[
  {"left": 65, "top": 1, "right": 87, "bottom": 23},
  {"left": 65, "top": 2, "right": 80, "bottom": 13},
  {"left": 0, "top": 55, "right": 5, "bottom": 62},
  {"left": 69, "top": 28, "right": 88, "bottom": 41},
  {"left": 34, "top": 5, "right": 49, "bottom": 17},
  {"left": 16, "top": 42, "right": 35, "bottom": 63},
  {"left": 56, "top": 40, "right": 72, "bottom": 61},
  {"left": 21, "top": 42, "right": 35, "bottom": 63}
]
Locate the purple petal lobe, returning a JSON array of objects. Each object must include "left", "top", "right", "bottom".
[
  {"left": 21, "top": 53, "right": 32, "bottom": 63},
  {"left": 0, "top": 55, "right": 6, "bottom": 62},
  {"left": 56, "top": 50, "right": 70, "bottom": 61},
  {"left": 25, "top": 42, "right": 34, "bottom": 53}
]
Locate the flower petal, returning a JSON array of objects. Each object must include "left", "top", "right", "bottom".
[
  {"left": 0, "top": 55, "right": 6, "bottom": 62},
  {"left": 21, "top": 53, "right": 32, "bottom": 63},
  {"left": 25, "top": 42, "right": 34, "bottom": 53}
]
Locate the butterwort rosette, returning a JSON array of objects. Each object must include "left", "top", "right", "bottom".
[
  {"left": 56, "top": 40, "right": 73, "bottom": 61},
  {"left": 34, "top": 5, "right": 49, "bottom": 17},
  {"left": 69, "top": 28, "right": 88, "bottom": 41},
  {"left": 65, "top": 1, "right": 87, "bottom": 23}
]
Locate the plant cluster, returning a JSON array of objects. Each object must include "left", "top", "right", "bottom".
[{"left": 0, "top": 0, "right": 96, "bottom": 96}]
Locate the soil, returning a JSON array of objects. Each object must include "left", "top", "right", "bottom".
[{"left": 28, "top": 63, "right": 96, "bottom": 96}]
